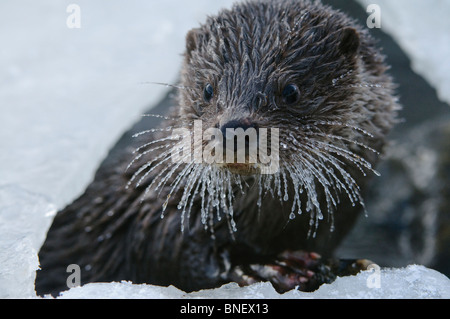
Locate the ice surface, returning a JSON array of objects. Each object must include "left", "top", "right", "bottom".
[
  {"left": 0, "top": 185, "right": 56, "bottom": 298},
  {"left": 0, "top": 0, "right": 449, "bottom": 299},
  {"left": 57, "top": 265, "right": 450, "bottom": 299}
]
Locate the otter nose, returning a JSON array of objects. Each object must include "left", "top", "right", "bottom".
[
  {"left": 220, "top": 118, "right": 258, "bottom": 152},
  {"left": 220, "top": 118, "right": 256, "bottom": 134}
]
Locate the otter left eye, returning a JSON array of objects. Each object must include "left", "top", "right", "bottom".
[
  {"left": 282, "top": 84, "right": 300, "bottom": 105},
  {"left": 203, "top": 83, "right": 214, "bottom": 102}
]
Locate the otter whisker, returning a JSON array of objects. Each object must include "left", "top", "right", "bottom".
[
  {"left": 201, "top": 167, "right": 219, "bottom": 224},
  {"left": 287, "top": 154, "right": 339, "bottom": 237},
  {"left": 281, "top": 169, "right": 289, "bottom": 202},
  {"left": 312, "top": 120, "right": 376, "bottom": 138},
  {"left": 179, "top": 164, "right": 205, "bottom": 232},
  {"left": 140, "top": 114, "right": 195, "bottom": 129},
  {"left": 307, "top": 138, "right": 380, "bottom": 177},
  {"left": 306, "top": 145, "right": 364, "bottom": 207},
  {"left": 132, "top": 127, "right": 177, "bottom": 139},
  {"left": 133, "top": 141, "right": 172, "bottom": 156},
  {"left": 203, "top": 169, "right": 216, "bottom": 224},
  {"left": 132, "top": 148, "right": 181, "bottom": 189},
  {"left": 199, "top": 168, "right": 209, "bottom": 225},
  {"left": 293, "top": 162, "right": 322, "bottom": 217},
  {"left": 132, "top": 135, "right": 179, "bottom": 154},
  {"left": 283, "top": 163, "right": 307, "bottom": 219},
  {"left": 260, "top": 174, "right": 272, "bottom": 203},
  {"left": 126, "top": 144, "right": 172, "bottom": 172},
  {"left": 163, "top": 161, "right": 197, "bottom": 214},
  {"left": 289, "top": 132, "right": 372, "bottom": 228},
  {"left": 286, "top": 133, "right": 362, "bottom": 207},
  {"left": 126, "top": 144, "right": 178, "bottom": 188},
  {"left": 304, "top": 142, "right": 364, "bottom": 209},
  {"left": 136, "top": 155, "right": 175, "bottom": 188},
  {"left": 138, "top": 81, "right": 190, "bottom": 90},
  {"left": 142, "top": 152, "right": 194, "bottom": 205},
  {"left": 225, "top": 171, "right": 236, "bottom": 230},
  {"left": 209, "top": 168, "right": 237, "bottom": 234},
  {"left": 256, "top": 174, "right": 263, "bottom": 213},
  {"left": 304, "top": 150, "right": 346, "bottom": 203},
  {"left": 295, "top": 157, "right": 336, "bottom": 230},
  {"left": 155, "top": 154, "right": 192, "bottom": 196},
  {"left": 132, "top": 121, "right": 196, "bottom": 139},
  {"left": 273, "top": 171, "right": 282, "bottom": 200},
  {"left": 306, "top": 131, "right": 380, "bottom": 155},
  {"left": 187, "top": 168, "right": 209, "bottom": 229},
  {"left": 348, "top": 83, "right": 385, "bottom": 89},
  {"left": 331, "top": 69, "right": 354, "bottom": 86},
  {"left": 298, "top": 151, "right": 339, "bottom": 210},
  {"left": 196, "top": 167, "right": 219, "bottom": 226}
]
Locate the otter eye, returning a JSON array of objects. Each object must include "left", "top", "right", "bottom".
[
  {"left": 203, "top": 83, "right": 214, "bottom": 102},
  {"left": 282, "top": 84, "right": 300, "bottom": 105}
]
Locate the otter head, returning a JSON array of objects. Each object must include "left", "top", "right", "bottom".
[
  {"left": 176, "top": 1, "right": 393, "bottom": 180},
  {"left": 133, "top": 1, "right": 398, "bottom": 232}
]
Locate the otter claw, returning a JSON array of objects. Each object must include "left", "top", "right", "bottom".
[{"left": 231, "top": 251, "right": 373, "bottom": 293}]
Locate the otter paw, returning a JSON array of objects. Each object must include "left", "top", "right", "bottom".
[{"left": 231, "top": 251, "right": 372, "bottom": 293}]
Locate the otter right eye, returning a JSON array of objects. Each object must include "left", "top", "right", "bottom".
[
  {"left": 203, "top": 83, "right": 214, "bottom": 102},
  {"left": 282, "top": 84, "right": 300, "bottom": 105}
]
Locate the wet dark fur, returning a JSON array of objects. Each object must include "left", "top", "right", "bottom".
[{"left": 36, "top": 0, "right": 399, "bottom": 296}]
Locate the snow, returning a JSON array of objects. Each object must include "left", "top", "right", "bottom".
[
  {"left": 0, "top": 0, "right": 449, "bottom": 299},
  {"left": 0, "top": 185, "right": 56, "bottom": 298},
  {"left": 357, "top": 0, "right": 450, "bottom": 106},
  {"left": 56, "top": 265, "right": 450, "bottom": 299}
]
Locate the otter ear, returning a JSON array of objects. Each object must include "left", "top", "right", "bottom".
[
  {"left": 338, "top": 28, "right": 360, "bottom": 58},
  {"left": 186, "top": 28, "right": 201, "bottom": 60}
]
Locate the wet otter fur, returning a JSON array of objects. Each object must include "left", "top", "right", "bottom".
[{"left": 36, "top": 0, "right": 399, "bottom": 296}]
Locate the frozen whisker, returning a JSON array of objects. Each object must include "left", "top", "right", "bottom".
[
  {"left": 155, "top": 153, "right": 193, "bottom": 196},
  {"left": 137, "top": 117, "right": 375, "bottom": 236},
  {"left": 306, "top": 131, "right": 380, "bottom": 155},
  {"left": 185, "top": 168, "right": 206, "bottom": 231},
  {"left": 142, "top": 152, "right": 193, "bottom": 205},
  {"left": 133, "top": 129, "right": 174, "bottom": 138},
  {"left": 300, "top": 145, "right": 361, "bottom": 207},
  {"left": 168, "top": 165, "right": 240, "bottom": 235},
  {"left": 312, "top": 120, "right": 375, "bottom": 138},
  {"left": 127, "top": 147, "right": 178, "bottom": 189},
  {"left": 140, "top": 113, "right": 178, "bottom": 120},
  {"left": 348, "top": 82, "right": 384, "bottom": 89},
  {"left": 331, "top": 69, "right": 354, "bottom": 86},
  {"left": 127, "top": 140, "right": 175, "bottom": 172},
  {"left": 179, "top": 165, "right": 205, "bottom": 232},
  {"left": 283, "top": 163, "right": 308, "bottom": 220},
  {"left": 294, "top": 154, "right": 338, "bottom": 220},
  {"left": 307, "top": 138, "right": 380, "bottom": 177},
  {"left": 136, "top": 156, "right": 173, "bottom": 189},
  {"left": 138, "top": 81, "right": 190, "bottom": 90},
  {"left": 133, "top": 138, "right": 177, "bottom": 154},
  {"left": 132, "top": 122, "right": 195, "bottom": 138},
  {"left": 305, "top": 145, "right": 365, "bottom": 206},
  {"left": 285, "top": 133, "right": 365, "bottom": 210},
  {"left": 163, "top": 162, "right": 197, "bottom": 212},
  {"left": 126, "top": 144, "right": 173, "bottom": 172},
  {"left": 297, "top": 152, "right": 339, "bottom": 207}
]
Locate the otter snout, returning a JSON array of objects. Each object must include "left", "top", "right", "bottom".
[{"left": 220, "top": 118, "right": 258, "bottom": 152}]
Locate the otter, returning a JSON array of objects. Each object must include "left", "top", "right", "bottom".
[{"left": 35, "top": 0, "right": 399, "bottom": 296}]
